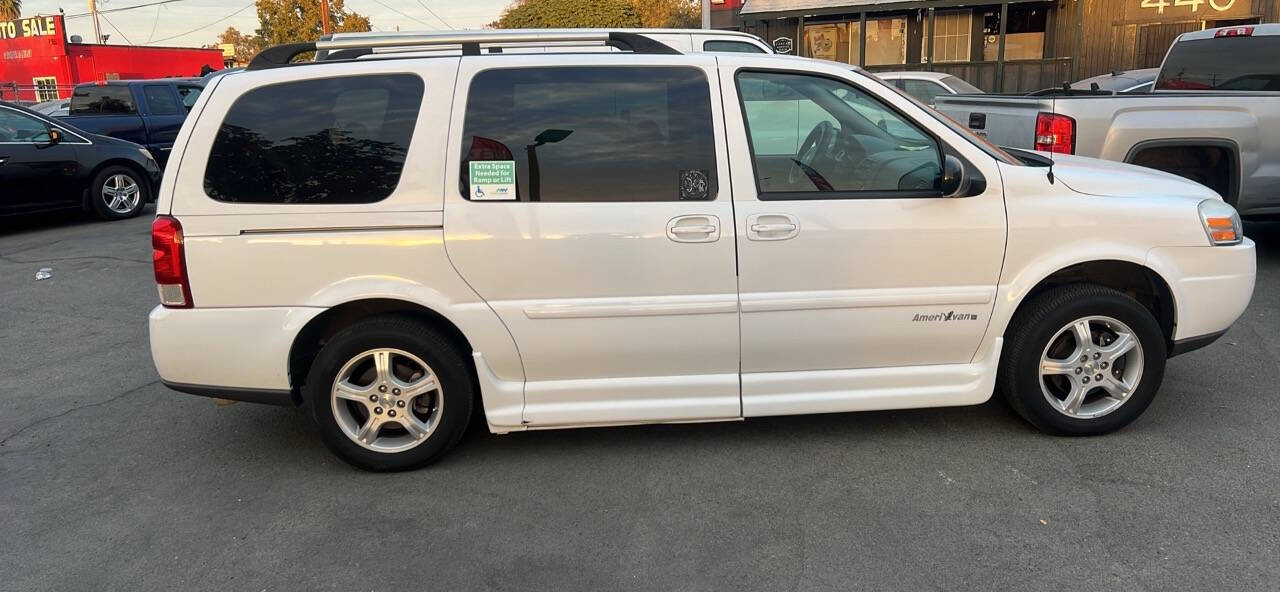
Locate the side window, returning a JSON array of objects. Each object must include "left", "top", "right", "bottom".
[
  {"left": 460, "top": 66, "right": 717, "bottom": 202},
  {"left": 69, "top": 85, "right": 136, "bottom": 115},
  {"left": 177, "top": 85, "right": 203, "bottom": 109},
  {"left": 204, "top": 74, "right": 423, "bottom": 204},
  {"left": 736, "top": 70, "right": 941, "bottom": 198},
  {"left": 0, "top": 108, "right": 51, "bottom": 142},
  {"left": 144, "top": 85, "right": 181, "bottom": 116},
  {"left": 900, "top": 79, "right": 947, "bottom": 105},
  {"left": 703, "top": 40, "right": 766, "bottom": 53}
]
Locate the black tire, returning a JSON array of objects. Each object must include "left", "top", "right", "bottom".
[
  {"left": 88, "top": 165, "right": 148, "bottom": 220},
  {"left": 304, "top": 315, "right": 473, "bottom": 471},
  {"left": 997, "top": 284, "right": 1167, "bottom": 435}
]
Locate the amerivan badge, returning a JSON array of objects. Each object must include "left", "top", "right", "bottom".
[{"left": 469, "top": 160, "right": 517, "bottom": 201}]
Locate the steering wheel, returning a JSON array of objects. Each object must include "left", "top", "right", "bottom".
[{"left": 788, "top": 121, "right": 839, "bottom": 186}]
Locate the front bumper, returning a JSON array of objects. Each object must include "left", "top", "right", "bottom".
[{"left": 1146, "top": 239, "right": 1256, "bottom": 345}]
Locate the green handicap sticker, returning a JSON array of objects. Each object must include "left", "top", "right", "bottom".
[{"left": 469, "top": 160, "right": 516, "bottom": 200}]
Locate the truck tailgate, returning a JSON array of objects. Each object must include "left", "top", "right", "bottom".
[{"left": 934, "top": 95, "right": 1050, "bottom": 150}]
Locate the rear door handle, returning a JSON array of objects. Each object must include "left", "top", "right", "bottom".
[
  {"left": 746, "top": 214, "right": 800, "bottom": 241},
  {"left": 667, "top": 215, "right": 720, "bottom": 243}
]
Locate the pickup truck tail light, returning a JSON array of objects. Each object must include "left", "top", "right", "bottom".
[
  {"left": 1215, "top": 26, "right": 1253, "bottom": 37},
  {"left": 1035, "top": 113, "right": 1075, "bottom": 154},
  {"left": 152, "top": 215, "right": 193, "bottom": 308}
]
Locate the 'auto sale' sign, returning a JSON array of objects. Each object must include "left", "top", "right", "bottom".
[{"left": 0, "top": 16, "right": 60, "bottom": 40}]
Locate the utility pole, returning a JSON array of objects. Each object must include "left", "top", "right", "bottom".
[
  {"left": 320, "top": 0, "right": 332, "bottom": 35},
  {"left": 701, "top": 0, "right": 710, "bottom": 29},
  {"left": 88, "top": 0, "right": 102, "bottom": 44}
]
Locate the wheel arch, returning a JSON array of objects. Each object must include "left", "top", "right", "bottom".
[
  {"left": 1123, "top": 138, "right": 1241, "bottom": 205},
  {"left": 1001, "top": 259, "right": 1177, "bottom": 349},
  {"left": 287, "top": 298, "right": 478, "bottom": 407}
]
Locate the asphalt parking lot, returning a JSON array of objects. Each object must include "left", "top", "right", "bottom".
[{"left": 2, "top": 209, "right": 1278, "bottom": 591}]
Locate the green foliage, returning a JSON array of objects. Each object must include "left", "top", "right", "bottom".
[
  {"left": 634, "top": 0, "right": 700, "bottom": 28},
  {"left": 0, "top": 0, "right": 20, "bottom": 21},
  {"left": 216, "top": 26, "right": 265, "bottom": 62},
  {"left": 496, "top": 0, "right": 641, "bottom": 28},
  {"left": 253, "top": 0, "right": 372, "bottom": 48}
]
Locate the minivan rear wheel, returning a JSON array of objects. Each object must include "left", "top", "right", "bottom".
[
  {"left": 998, "top": 284, "right": 1167, "bottom": 435},
  {"left": 304, "top": 316, "right": 473, "bottom": 471}
]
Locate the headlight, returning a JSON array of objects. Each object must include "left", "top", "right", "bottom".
[{"left": 1198, "top": 199, "right": 1243, "bottom": 246}]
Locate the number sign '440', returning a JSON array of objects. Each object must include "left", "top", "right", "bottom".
[{"left": 1140, "top": 0, "right": 1235, "bottom": 13}]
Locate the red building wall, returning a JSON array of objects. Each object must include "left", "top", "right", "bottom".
[{"left": 1, "top": 15, "right": 222, "bottom": 102}]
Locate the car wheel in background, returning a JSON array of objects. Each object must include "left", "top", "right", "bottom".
[{"left": 89, "top": 166, "right": 148, "bottom": 220}]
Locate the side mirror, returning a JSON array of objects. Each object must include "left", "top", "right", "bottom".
[
  {"left": 940, "top": 154, "right": 970, "bottom": 197},
  {"left": 36, "top": 127, "right": 62, "bottom": 149}
]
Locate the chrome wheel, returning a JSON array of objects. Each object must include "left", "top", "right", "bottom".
[
  {"left": 1039, "top": 316, "right": 1144, "bottom": 419},
  {"left": 330, "top": 348, "right": 443, "bottom": 453},
  {"left": 102, "top": 173, "right": 140, "bottom": 214}
]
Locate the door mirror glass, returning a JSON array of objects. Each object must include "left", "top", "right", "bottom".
[{"left": 940, "top": 154, "right": 967, "bottom": 197}]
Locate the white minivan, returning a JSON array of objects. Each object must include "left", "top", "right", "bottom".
[{"left": 150, "top": 31, "right": 1255, "bottom": 471}]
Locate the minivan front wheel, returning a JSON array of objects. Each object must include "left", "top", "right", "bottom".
[
  {"left": 305, "top": 316, "right": 473, "bottom": 471},
  {"left": 999, "top": 284, "right": 1167, "bottom": 435}
]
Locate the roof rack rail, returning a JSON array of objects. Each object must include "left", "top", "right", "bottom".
[{"left": 248, "top": 30, "right": 681, "bottom": 70}]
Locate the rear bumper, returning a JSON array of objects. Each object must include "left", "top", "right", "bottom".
[
  {"left": 149, "top": 305, "right": 324, "bottom": 403},
  {"left": 1147, "top": 239, "right": 1256, "bottom": 344},
  {"left": 162, "top": 380, "right": 295, "bottom": 406}
]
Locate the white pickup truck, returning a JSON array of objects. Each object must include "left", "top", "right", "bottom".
[{"left": 935, "top": 24, "right": 1280, "bottom": 218}]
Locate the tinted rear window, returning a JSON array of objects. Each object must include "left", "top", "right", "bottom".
[
  {"left": 204, "top": 74, "right": 423, "bottom": 204},
  {"left": 69, "top": 85, "right": 136, "bottom": 115},
  {"left": 460, "top": 66, "right": 717, "bottom": 202},
  {"left": 1155, "top": 36, "right": 1280, "bottom": 90}
]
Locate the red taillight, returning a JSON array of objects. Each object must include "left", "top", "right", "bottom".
[
  {"left": 152, "top": 215, "right": 192, "bottom": 308},
  {"left": 1215, "top": 26, "right": 1253, "bottom": 37},
  {"left": 1034, "top": 112, "right": 1076, "bottom": 154}
]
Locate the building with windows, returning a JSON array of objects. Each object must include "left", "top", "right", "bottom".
[
  {"left": 722, "top": 0, "right": 1279, "bottom": 91},
  {"left": 0, "top": 15, "right": 223, "bottom": 103}
]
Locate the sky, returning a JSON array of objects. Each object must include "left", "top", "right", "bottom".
[{"left": 19, "top": 0, "right": 512, "bottom": 47}]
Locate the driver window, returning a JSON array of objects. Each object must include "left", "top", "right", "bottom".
[
  {"left": 0, "top": 108, "right": 51, "bottom": 143},
  {"left": 736, "top": 71, "right": 942, "bottom": 198}
]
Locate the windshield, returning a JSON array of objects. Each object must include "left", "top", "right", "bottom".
[
  {"left": 1156, "top": 36, "right": 1280, "bottom": 90},
  {"left": 943, "top": 75, "right": 983, "bottom": 94},
  {"left": 859, "top": 72, "right": 1019, "bottom": 165}
]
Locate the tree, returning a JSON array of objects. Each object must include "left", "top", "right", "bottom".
[
  {"left": 0, "top": 0, "right": 20, "bottom": 21},
  {"left": 215, "top": 26, "right": 264, "bottom": 63},
  {"left": 633, "top": 0, "right": 700, "bottom": 28},
  {"left": 254, "top": 0, "right": 371, "bottom": 48},
  {"left": 495, "top": 0, "right": 640, "bottom": 28}
]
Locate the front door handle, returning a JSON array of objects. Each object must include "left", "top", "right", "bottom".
[
  {"left": 667, "top": 215, "right": 720, "bottom": 243},
  {"left": 746, "top": 214, "right": 800, "bottom": 241}
]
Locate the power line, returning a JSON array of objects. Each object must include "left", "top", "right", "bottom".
[
  {"left": 366, "top": 0, "right": 437, "bottom": 29},
  {"left": 145, "top": 5, "right": 162, "bottom": 43},
  {"left": 64, "top": 0, "right": 191, "bottom": 19},
  {"left": 146, "top": 1, "right": 255, "bottom": 45},
  {"left": 98, "top": 11, "right": 135, "bottom": 44},
  {"left": 414, "top": 0, "right": 453, "bottom": 29}
]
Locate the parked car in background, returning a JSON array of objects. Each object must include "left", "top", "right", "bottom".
[
  {"left": 55, "top": 79, "right": 204, "bottom": 167},
  {"left": 934, "top": 24, "right": 1280, "bottom": 218},
  {"left": 30, "top": 98, "right": 70, "bottom": 117},
  {"left": 149, "top": 30, "right": 1254, "bottom": 471},
  {"left": 1071, "top": 68, "right": 1158, "bottom": 93},
  {"left": 0, "top": 101, "right": 161, "bottom": 219},
  {"left": 875, "top": 71, "right": 983, "bottom": 105}
]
